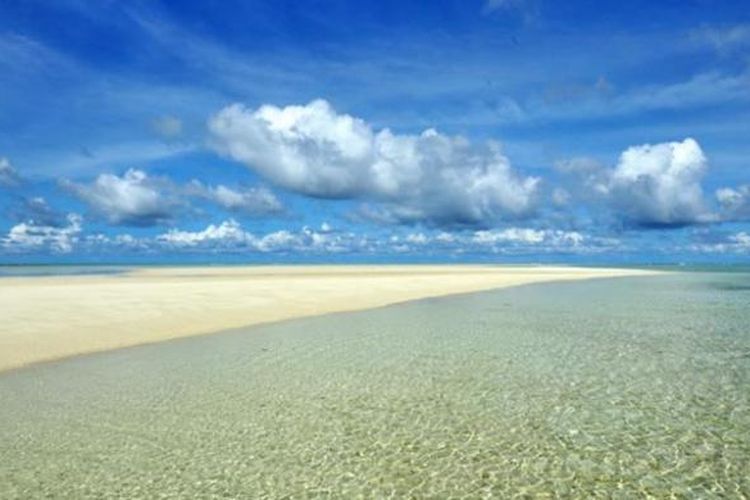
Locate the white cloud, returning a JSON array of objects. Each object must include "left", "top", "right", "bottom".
[
  {"left": 9, "top": 216, "right": 622, "bottom": 257},
  {"left": 64, "top": 169, "right": 175, "bottom": 226},
  {"left": 555, "top": 139, "right": 727, "bottom": 227},
  {"left": 472, "top": 228, "right": 585, "bottom": 247},
  {"left": 0, "top": 157, "right": 20, "bottom": 187},
  {"left": 716, "top": 185, "right": 750, "bottom": 221},
  {"left": 156, "top": 219, "right": 604, "bottom": 253},
  {"left": 209, "top": 99, "right": 539, "bottom": 226},
  {"left": 84, "top": 232, "right": 148, "bottom": 251},
  {"left": 405, "top": 232, "right": 428, "bottom": 245},
  {"left": 435, "top": 231, "right": 457, "bottom": 243},
  {"left": 151, "top": 115, "right": 183, "bottom": 138},
  {"left": 609, "top": 138, "right": 714, "bottom": 226},
  {"left": 734, "top": 232, "right": 750, "bottom": 248},
  {"left": 208, "top": 100, "right": 371, "bottom": 198},
  {"left": 2, "top": 214, "right": 82, "bottom": 253},
  {"left": 690, "top": 231, "right": 750, "bottom": 253},
  {"left": 64, "top": 169, "right": 286, "bottom": 227},
  {"left": 158, "top": 219, "right": 253, "bottom": 248},
  {"left": 154, "top": 221, "right": 609, "bottom": 255},
  {"left": 186, "top": 181, "right": 284, "bottom": 215},
  {"left": 157, "top": 220, "right": 358, "bottom": 253}
]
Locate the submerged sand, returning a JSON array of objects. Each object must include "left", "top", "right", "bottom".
[{"left": 0, "top": 265, "right": 656, "bottom": 371}]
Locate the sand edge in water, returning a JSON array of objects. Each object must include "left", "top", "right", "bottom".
[{"left": 0, "top": 265, "right": 659, "bottom": 372}]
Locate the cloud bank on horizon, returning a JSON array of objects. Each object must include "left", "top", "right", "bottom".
[{"left": 0, "top": 0, "right": 748, "bottom": 262}]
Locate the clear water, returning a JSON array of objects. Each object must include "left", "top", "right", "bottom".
[
  {"left": 0, "top": 265, "right": 127, "bottom": 278},
  {"left": 1, "top": 273, "right": 748, "bottom": 498}
]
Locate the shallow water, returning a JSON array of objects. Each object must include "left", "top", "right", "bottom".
[
  {"left": 0, "top": 265, "right": 126, "bottom": 278},
  {"left": 1, "top": 273, "right": 749, "bottom": 498}
]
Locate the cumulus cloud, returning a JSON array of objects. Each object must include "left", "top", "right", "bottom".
[
  {"left": 84, "top": 232, "right": 149, "bottom": 251},
  {"left": 158, "top": 220, "right": 360, "bottom": 253},
  {"left": 152, "top": 219, "right": 612, "bottom": 256},
  {"left": 186, "top": 181, "right": 284, "bottom": 215},
  {"left": 63, "top": 168, "right": 287, "bottom": 226},
  {"left": 472, "top": 227, "right": 586, "bottom": 248},
  {"left": 559, "top": 139, "right": 715, "bottom": 228},
  {"left": 159, "top": 219, "right": 252, "bottom": 248},
  {"left": 209, "top": 99, "right": 539, "bottom": 226},
  {"left": 0, "top": 157, "right": 20, "bottom": 187},
  {"left": 2, "top": 214, "right": 82, "bottom": 253},
  {"left": 716, "top": 185, "right": 750, "bottom": 221},
  {"left": 608, "top": 138, "right": 713, "bottom": 227},
  {"left": 63, "top": 169, "right": 176, "bottom": 226}
]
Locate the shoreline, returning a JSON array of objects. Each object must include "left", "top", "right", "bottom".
[{"left": 0, "top": 265, "right": 660, "bottom": 373}]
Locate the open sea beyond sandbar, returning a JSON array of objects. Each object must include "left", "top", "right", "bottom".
[{"left": 1, "top": 271, "right": 749, "bottom": 497}]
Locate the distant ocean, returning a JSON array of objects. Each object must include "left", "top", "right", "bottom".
[
  {"left": 1, "top": 262, "right": 750, "bottom": 278},
  {"left": 1, "top": 271, "right": 748, "bottom": 496},
  {"left": 0, "top": 265, "right": 128, "bottom": 278}
]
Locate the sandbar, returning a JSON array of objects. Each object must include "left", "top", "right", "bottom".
[{"left": 0, "top": 265, "right": 657, "bottom": 372}]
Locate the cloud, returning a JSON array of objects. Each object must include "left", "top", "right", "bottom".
[
  {"left": 209, "top": 99, "right": 539, "bottom": 226},
  {"left": 554, "top": 139, "right": 723, "bottom": 228},
  {"left": 152, "top": 219, "right": 614, "bottom": 256},
  {"left": 186, "top": 181, "right": 284, "bottom": 215},
  {"left": 63, "top": 169, "right": 176, "bottom": 226},
  {"left": 83, "top": 232, "right": 149, "bottom": 252},
  {"left": 689, "top": 231, "right": 750, "bottom": 254},
  {"left": 716, "top": 185, "right": 750, "bottom": 221},
  {"left": 472, "top": 228, "right": 587, "bottom": 248},
  {"left": 608, "top": 138, "right": 714, "bottom": 227},
  {"left": 157, "top": 220, "right": 359, "bottom": 253},
  {"left": 63, "top": 167, "right": 287, "bottom": 227},
  {"left": 0, "top": 157, "right": 20, "bottom": 187},
  {"left": 151, "top": 115, "right": 183, "bottom": 139},
  {"left": 158, "top": 219, "right": 253, "bottom": 248},
  {"left": 2, "top": 214, "right": 82, "bottom": 253}
]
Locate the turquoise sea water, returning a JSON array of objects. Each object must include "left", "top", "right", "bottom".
[
  {"left": 1, "top": 272, "right": 749, "bottom": 497},
  {"left": 0, "top": 265, "right": 127, "bottom": 278}
]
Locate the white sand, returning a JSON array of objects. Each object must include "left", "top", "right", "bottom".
[{"left": 0, "top": 265, "right": 657, "bottom": 371}]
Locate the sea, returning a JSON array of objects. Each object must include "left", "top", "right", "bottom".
[{"left": 0, "top": 269, "right": 748, "bottom": 497}]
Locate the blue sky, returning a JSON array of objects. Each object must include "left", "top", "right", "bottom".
[{"left": 0, "top": 0, "right": 749, "bottom": 263}]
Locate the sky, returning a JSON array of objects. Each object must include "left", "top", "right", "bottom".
[{"left": 0, "top": 0, "right": 749, "bottom": 264}]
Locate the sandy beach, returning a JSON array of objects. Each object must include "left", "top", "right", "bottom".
[{"left": 0, "top": 265, "right": 656, "bottom": 372}]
